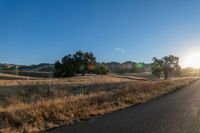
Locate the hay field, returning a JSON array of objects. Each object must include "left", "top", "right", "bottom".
[{"left": 0, "top": 75, "right": 197, "bottom": 133}]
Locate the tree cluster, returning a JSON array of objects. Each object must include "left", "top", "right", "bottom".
[
  {"left": 151, "top": 55, "right": 181, "bottom": 79},
  {"left": 104, "top": 61, "right": 151, "bottom": 74},
  {"left": 54, "top": 51, "right": 109, "bottom": 77}
]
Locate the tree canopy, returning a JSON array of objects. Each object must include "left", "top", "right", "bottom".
[
  {"left": 54, "top": 51, "right": 109, "bottom": 77},
  {"left": 151, "top": 55, "right": 181, "bottom": 79}
]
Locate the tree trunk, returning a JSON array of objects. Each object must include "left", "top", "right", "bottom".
[
  {"left": 82, "top": 71, "right": 85, "bottom": 76},
  {"left": 164, "top": 71, "right": 168, "bottom": 80}
]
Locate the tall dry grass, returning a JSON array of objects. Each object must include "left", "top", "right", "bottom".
[{"left": 0, "top": 75, "right": 197, "bottom": 133}]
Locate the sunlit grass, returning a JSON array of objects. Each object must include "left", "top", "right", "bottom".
[{"left": 0, "top": 75, "right": 197, "bottom": 133}]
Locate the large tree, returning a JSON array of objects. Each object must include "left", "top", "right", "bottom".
[
  {"left": 151, "top": 55, "right": 181, "bottom": 79},
  {"left": 61, "top": 54, "right": 76, "bottom": 77},
  {"left": 54, "top": 51, "right": 97, "bottom": 77},
  {"left": 151, "top": 57, "right": 163, "bottom": 79},
  {"left": 73, "top": 51, "right": 96, "bottom": 76},
  {"left": 162, "top": 55, "right": 181, "bottom": 79}
]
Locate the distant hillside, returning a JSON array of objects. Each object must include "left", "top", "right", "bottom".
[
  {"left": 0, "top": 63, "right": 55, "bottom": 72},
  {"left": 19, "top": 63, "right": 55, "bottom": 72},
  {"left": 0, "top": 62, "right": 151, "bottom": 73},
  {"left": 104, "top": 61, "right": 151, "bottom": 74},
  {"left": 0, "top": 62, "right": 152, "bottom": 78},
  {"left": 0, "top": 63, "right": 55, "bottom": 78},
  {"left": 0, "top": 63, "right": 16, "bottom": 70}
]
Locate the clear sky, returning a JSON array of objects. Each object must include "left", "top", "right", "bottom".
[{"left": 0, "top": 0, "right": 200, "bottom": 65}]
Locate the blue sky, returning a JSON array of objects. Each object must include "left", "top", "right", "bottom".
[{"left": 0, "top": 0, "right": 200, "bottom": 65}]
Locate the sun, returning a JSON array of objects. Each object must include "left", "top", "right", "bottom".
[{"left": 184, "top": 52, "right": 200, "bottom": 68}]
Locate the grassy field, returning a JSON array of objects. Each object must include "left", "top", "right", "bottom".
[
  {"left": 0, "top": 70, "right": 54, "bottom": 78},
  {"left": 0, "top": 75, "right": 197, "bottom": 133},
  {"left": 0, "top": 73, "right": 38, "bottom": 80}
]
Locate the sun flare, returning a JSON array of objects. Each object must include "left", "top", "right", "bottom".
[{"left": 184, "top": 52, "right": 200, "bottom": 68}]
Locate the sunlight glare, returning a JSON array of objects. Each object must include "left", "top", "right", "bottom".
[{"left": 184, "top": 52, "right": 200, "bottom": 68}]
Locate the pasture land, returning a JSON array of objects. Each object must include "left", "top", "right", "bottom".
[{"left": 0, "top": 75, "right": 197, "bottom": 133}]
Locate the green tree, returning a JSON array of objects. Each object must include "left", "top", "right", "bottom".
[
  {"left": 151, "top": 55, "right": 181, "bottom": 80},
  {"left": 73, "top": 51, "right": 96, "bottom": 76},
  {"left": 162, "top": 55, "right": 181, "bottom": 79},
  {"left": 54, "top": 51, "right": 97, "bottom": 77},
  {"left": 94, "top": 64, "right": 110, "bottom": 75},
  {"left": 61, "top": 54, "right": 76, "bottom": 77},
  {"left": 54, "top": 61, "right": 62, "bottom": 77},
  {"left": 151, "top": 57, "right": 162, "bottom": 79}
]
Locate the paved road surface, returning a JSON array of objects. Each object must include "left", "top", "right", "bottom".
[{"left": 45, "top": 80, "right": 200, "bottom": 133}]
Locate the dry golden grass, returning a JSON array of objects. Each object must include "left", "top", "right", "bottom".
[
  {"left": 0, "top": 75, "right": 197, "bottom": 133},
  {"left": 0, "top": 75, "right": 131, "bottom": 86},
  {"left": 0, "top": 73, "right": 37, "bottom": 80}
]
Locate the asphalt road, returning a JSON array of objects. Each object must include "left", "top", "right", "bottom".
[{"left": 45, "top": 80, "right": 200, "bottom": 133}]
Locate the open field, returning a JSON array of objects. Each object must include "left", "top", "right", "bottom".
[
  {"left": 0, "top": 73, "right": 38, "bottom": 80},
  {"left": 0, "top": 75, "right": 198, "bottom": 133},
  {"left": 0, "top": 70, "right": 54, "bottom": 78}
]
